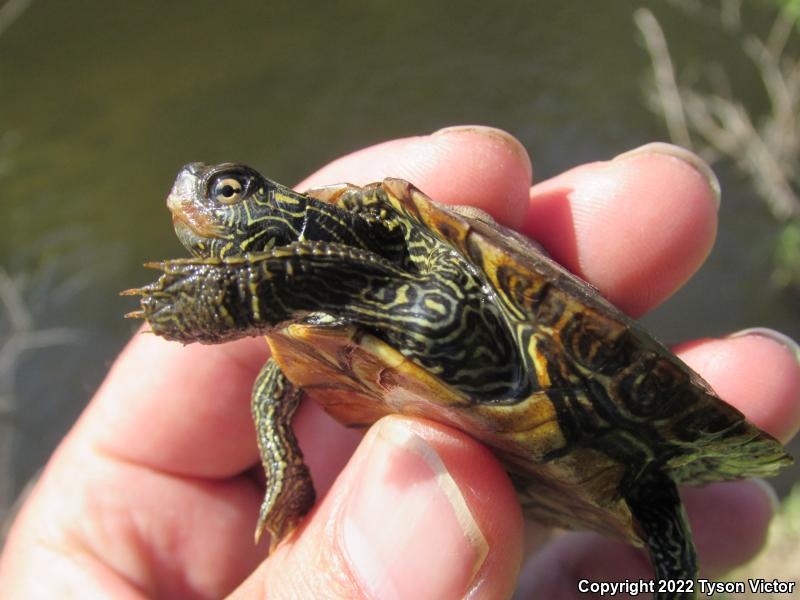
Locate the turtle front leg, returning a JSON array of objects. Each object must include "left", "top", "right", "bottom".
[
  {"left": 625, "top": 469, "right": 698, "bottom": 600},
  {"left": 251, "top": 358, "right": 315, "bottom": 551},
  {"left": 130, "top": 243, "right": 521, "bottom": 399},
  {"left": 125, "top": 246, "right": 408, "bottom": 345}
]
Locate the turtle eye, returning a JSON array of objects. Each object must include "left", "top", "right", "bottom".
[{"left": 211, "top": 176, "right": 245, "bottom": 204}]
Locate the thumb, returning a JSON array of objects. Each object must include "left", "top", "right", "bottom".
[{"left": 231, "top": 415, "right": 524, "bottom": 599}]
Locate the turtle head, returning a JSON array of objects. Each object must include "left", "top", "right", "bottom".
[{"left": 167, "top": 162, "right": 307, "bottom": 259}]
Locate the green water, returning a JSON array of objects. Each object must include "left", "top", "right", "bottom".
[{"left": 1, "top": 0, "right": 797, "bottom": 521}]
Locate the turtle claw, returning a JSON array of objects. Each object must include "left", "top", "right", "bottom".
[
  {"left": 253, "top": 518, "right": 267, "bottom": 546},
  {"left": 144, "top": 261, "right": 166, "bottom": 270},
  {"left": 120, "top": 287, "right": 144, "bottom": 296},
  {"left": 124, "top": 310, "right": 145, "bottom": 319}
]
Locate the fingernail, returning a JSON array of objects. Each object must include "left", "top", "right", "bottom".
[
  {"left": 614, "top": 142, "right": 721, "bottom": 209},
  {"left": 729, "top": 327, "right": 800, "bottom": 365},
  {"left": 432, "top": 125, "right": 530, "bottom": 169},
  {"left": 750, "top": 478, "right": 781, "bottom": 514},
  {"left": 341, "top": 417, "right": 488, "bottom": 600}
]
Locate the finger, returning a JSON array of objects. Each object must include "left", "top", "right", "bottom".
[
  {"left": 681, "top": 479, "right": 777, "bottom": 576},
  {"left": 517, "top": 480, "right": 775, "bottom": 598},
  {"left": 230, "top": 417, "right": 524, "bottom": 600},
  {"left": 87, "top": 126, "right": 533, "bottom": 480},
  {"left": 83, "top": 333, "right": 269, "bottom": 476},
  {"left": 674, "top": 329, "right": 800, "bottom": 442},
  {"left": 525, "top": 143, "right": 720, "bottom": 316},
  {"left": 517, "top": 329, "right": 800, "bottom": 596},
  {"left": 297, "top": 125, "right": 532, "bottom": 227},
  {"left": 1, "top": 444, "right": 266, "bottom": 599}
]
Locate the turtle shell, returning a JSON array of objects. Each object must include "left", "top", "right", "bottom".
[{"left": 267, "top": 178, "right": 791, "bottom": 545}]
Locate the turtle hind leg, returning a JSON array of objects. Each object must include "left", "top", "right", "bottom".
[
  {"left": 625, "top": 469, "right": 698, "bottom": 600},
  {"left": 252, "top": 358, "right": 315, "bottom": 551}
]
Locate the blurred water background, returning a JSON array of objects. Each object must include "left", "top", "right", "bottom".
[{"left": 1, "top": 0, "right": 798, "bottom": 549}]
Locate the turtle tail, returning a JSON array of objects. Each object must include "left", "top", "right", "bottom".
[{"left": 625, "top": 468, "right": 698, "bottom": 600}]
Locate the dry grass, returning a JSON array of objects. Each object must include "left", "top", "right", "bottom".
[{"left": 635, "top": 1, "right": 800, "bottom": 293}]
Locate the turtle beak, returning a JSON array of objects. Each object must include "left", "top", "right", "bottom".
[
  {"left": 167, "top": 164, "right": 201, "bottom": 212},
  {"left": 166, "top": 163, "right": 224, "bottom": 241}
]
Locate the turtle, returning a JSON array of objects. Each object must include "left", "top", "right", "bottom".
[{"left": 125, "top": 162, "right": 791, "bottom": 599}]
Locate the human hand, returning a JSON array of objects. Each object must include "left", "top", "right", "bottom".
[{"left": 1, "top": 127, "right": 798, "bottom": 599}]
